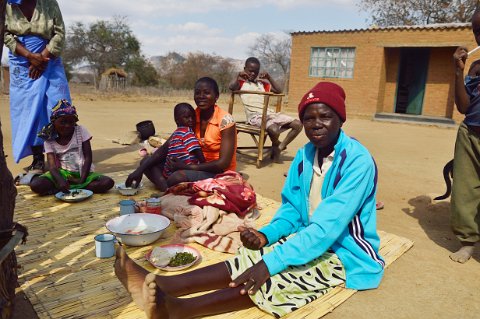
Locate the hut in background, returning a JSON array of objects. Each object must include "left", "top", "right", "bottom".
[{"left": 99, "top": 68, "right": 128, "bottom": 90}]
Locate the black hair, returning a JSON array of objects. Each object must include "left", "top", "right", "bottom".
[
  {"left": 195, "top": 77, "right": 219, "bottom": 96},
  {"left": 245, "top": 57, "right": 260, "bottom": 67},
  {"left": 174, "top": 103, "right": 195, "bottom": 120}
]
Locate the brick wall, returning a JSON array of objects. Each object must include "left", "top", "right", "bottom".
[{"left": 289, "top": 26, "right": 476, "bottom": 123}]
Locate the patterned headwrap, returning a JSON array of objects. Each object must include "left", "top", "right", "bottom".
[
  {"left": 7, "top": 0, "right": 23, "bottom": 5},
  {"left": 38, "top": 100, "right": 78, "bottom": 140}
]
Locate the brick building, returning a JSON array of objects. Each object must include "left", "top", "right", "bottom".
[{"left": 289, "top": 23, "right": 476, "bottom": 124}]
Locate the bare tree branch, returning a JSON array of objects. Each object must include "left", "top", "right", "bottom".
[
  {"left": 248, "top": 33, "right": 291, "bottom": 91},
  {"left": 359, "top": 0, "right": 479, "bottom": 26}
]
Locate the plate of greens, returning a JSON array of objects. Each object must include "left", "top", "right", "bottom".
[{"left": 146, "top": 244, "right": 200, "bottom": 271}]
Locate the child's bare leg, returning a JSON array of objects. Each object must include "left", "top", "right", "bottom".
[
  {"left": 114, "top": 246, "right": 233, "bottom": 299},
  {"left": 143, "top": 273, "right": 253, "bottom": 319},
  {"left": 450, "top": 242, "right": 476, "bottom": 263},
  {"left": 85, "top": 176, "right": 114, "bottom": 193},
  {"left": 29, "top": 176, "right": 56, "bottom": 195},
  {"left": 278, "top": 119, "right": 303, "bottom": 151},
  {"left": 144, "top": 165, "right": 168, "bottom": 191},
  {"left": 267, "top": 124, "right": 282, "bottom": 163}
]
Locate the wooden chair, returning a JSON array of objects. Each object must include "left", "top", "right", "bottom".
[{"left": 228, "top": 90, "right": 285, "bottom": 168}]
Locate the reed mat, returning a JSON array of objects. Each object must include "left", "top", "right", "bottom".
[{"left": 14, "top": 170, "right": 413, "bottom": 319}]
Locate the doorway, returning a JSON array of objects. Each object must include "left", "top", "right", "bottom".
[{"left": 395, "top": 48, "right": 430, "bottom": 115}]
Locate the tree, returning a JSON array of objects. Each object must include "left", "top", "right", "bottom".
[
  {"left": 126, "top": 55, "right": 159, "bottom": 87},
  {"left": 248, "top": 33, "right": 291, "bottom": 92},
  {"left": 154, "top": 52, "right": 186, "bottom": 88},
  {"left": 359, "top": 0, "right": 479, "bottom": 26},
  {"left": 63, "top": 16, "right": 155, "bottom": 86},
  {"left": 153, "top": 52, "right": 235, "bottom": 92}
]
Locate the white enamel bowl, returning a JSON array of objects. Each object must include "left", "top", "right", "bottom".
[{"left": 105, "top": 213, "right": 170, "bottom": 246}]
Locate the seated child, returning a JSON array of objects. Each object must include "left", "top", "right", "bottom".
[
  {"left": 29, "top": 100, "right": 114, "bottom": 195},
  {"left": 156, "top": 103, "right": 205, "bottom": 191},
  {"left": 229, "top": 57, "right": 303, "bottom": 163}
]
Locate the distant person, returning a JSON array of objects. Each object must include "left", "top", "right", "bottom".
[
  {"left": 450, "top": 8, "right": 480, "bottom": 263},
  {"left": 29, "top": 100, "right": 114, "bottom": 195},
  {"left": 126, "top": 77, "right": 236, "bottom": 189},
  {"left": 114, "top": 81, "right": 384, "bottom": 319},
  {"left": 229, "top": 57, "right": 302, "bottom": 163},
  {"left": 5, "top": 0, "right": 71, "bottom": 173}
]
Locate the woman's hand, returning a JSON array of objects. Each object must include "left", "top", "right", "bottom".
[
  {"left": 27, "top": 52, "right": 49, "bottom": 69},
  {"left": 28, "top": 65, "right": 44, "bottom": 79},
  {"left": 454, "top": 46, "right": 468, "bottom": 71},
  {"left": 238, "top": 226, "right": 267, "bottom": 250},
  {"left": 229, "top": 260, "right": 270, "bottom": 295},
  {"left": 126, "top": 170, "right": 143, "bottom": 187}
]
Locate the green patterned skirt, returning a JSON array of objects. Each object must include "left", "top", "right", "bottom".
[
  {"left": 39, "top": 169, "right": 102, "bottom": 190},
  {"left": 225, "top": 238, "right": 346, "bottom": 318}
]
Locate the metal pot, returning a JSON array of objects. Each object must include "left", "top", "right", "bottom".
[{"left": 136, "top": 120, "right": 156, "bottom": 140}]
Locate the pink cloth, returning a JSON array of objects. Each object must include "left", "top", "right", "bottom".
[
  {"left": 160, "top": 192, "right": 260, "bottom": 254},
  {"left": 168, "top": 171, "right": 256, "bottom": 217}
]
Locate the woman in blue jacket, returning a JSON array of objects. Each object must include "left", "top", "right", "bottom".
[{"left": 114, "top": 82, "right": 384, "bottom": 319}]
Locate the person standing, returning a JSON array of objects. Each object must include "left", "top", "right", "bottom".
[
  {"left": 4, "top": 0, "right": 71, "bottom": 172},
  {"left": 450, "top": 8, "right": 480, "bottom": 263}
]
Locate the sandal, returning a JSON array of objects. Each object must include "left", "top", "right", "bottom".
[
  {"left": 14, "top": 172, "right": 41, "bottom": 186},
  {"left": 376, "top": 201, "right": 385, "bottom": 210}
]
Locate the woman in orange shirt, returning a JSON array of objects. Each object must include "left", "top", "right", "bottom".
[{"left": 126, "top": 77, "right": 237, "bottom": 189}]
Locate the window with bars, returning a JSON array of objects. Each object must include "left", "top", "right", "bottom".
[{"left": 309, "top": 47, "right": 356, "bottom": 78}]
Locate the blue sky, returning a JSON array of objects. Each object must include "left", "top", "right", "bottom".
[{"left": 3, "top": 0, "right": 371, "bottom": 60}]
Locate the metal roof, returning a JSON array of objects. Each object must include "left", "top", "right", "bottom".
[{"left": 291, "top": 23, "right": 471, "bottom": 35}]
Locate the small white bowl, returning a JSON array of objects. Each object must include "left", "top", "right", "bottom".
[
  {"left": 105, "top": 213, "right": 170, "bottom": 246},
  {"left": 115, "top": 183, "right": 144, "bottom": 196}
]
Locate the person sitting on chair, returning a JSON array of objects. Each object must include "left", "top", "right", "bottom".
[{"left": 229, "top": 57, "right": 302, "bottom": 163}]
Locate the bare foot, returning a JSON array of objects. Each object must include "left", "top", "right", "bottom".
[
  {"left": 449, "top": 245, "right": 475, "bottom": 263},
  {"left": 114, "top": 246, "right": 150, "bottom": 310},
  {"left": 143, "top": 273, "right": 170, "bottom": 319},
  {"left": 271, "top": 146, "right": 283, "bottom": 164}
]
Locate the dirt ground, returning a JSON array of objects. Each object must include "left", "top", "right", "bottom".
[{"left": 2, "top": 88, "right": 480, "bottom": 319}]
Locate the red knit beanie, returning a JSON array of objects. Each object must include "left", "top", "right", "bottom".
[{"left": 298, "top": 82, "right": 346, "bottom": 122}]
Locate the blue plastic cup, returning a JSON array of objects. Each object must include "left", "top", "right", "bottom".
[
  {"left": 94, "top": 234, "right": 116, "bottom": 258},
  {"left": 119, "top": 199, "right": 136, "bottom": 215}
]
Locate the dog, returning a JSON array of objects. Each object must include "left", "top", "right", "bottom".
[{"left": 434, "top": 159, "right": 454, "bottom": 200}]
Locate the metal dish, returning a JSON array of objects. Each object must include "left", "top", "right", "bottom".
[
  {"left": 115, "top": 182, "right": 144, "bottom": 196},
  {"left": 55, "top": 189, "right": 93, "bottom": 203}
]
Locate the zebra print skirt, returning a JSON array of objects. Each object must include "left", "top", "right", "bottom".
[{"left": 225, "top": 238, "right": 346, "bottom": 318}]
